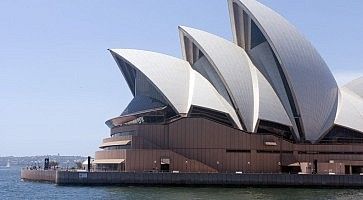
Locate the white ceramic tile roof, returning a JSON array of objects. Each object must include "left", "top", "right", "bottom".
[
  {"left": 180, "top": 26, "right": 258, "bottom": 132},
  {"left": 335, "top": 89, "right": 363, "bottom": 133},
  {"left": 109, "top": 49, "right": 242, "bottom": 129},
  {"left": 179, "top": 26, "right": 292, "bottom": 132},
  {"left": 229, "top": 0, "right": 339, "bottom": 141}
]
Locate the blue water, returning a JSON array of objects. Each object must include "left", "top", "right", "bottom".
[{"left": 1, "top": 167, "right": 363, "bottom": 199}]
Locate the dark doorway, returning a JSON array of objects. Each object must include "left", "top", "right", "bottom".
[
  {"left": 120, "top": 162, "right": 125, "bottom": 172},
  {"left": 352, "top": 166, "right": 363, "bottom": 174},
  {"left": 313, "top": 160, "right": 318, "bottom": 174},
  {"left": 160, "top": 158, "right": 170, "bottom": 172},
  {"left": 345, "top": 165, "right": 351, "bottom": 174}
]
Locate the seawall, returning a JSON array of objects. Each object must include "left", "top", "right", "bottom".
[
  {"left": 56, "top": 172, "right": 363, "bottom": 187},
  {"left": 20, "top": 170, "right": 363, "bottom": 188},
  {"left": 21, "top": 169, "right": 56, "bottom": 182}
]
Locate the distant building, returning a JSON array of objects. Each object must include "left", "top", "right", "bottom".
[{"left": 94, "top": 0, "right": 363, "bottom": 175}]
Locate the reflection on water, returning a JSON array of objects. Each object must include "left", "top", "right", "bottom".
[{"left": 1, "top": 167, "right": 363, "bottom": 200}]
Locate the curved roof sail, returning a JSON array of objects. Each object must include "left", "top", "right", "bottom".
[
  {"left": 109, "top": 49, "right": 242, "bottom": 129},
  {"left": 334, "top": 89, "right": 363, "bottom": 134},
  {"left": 110, "top": 49, "right": 190, "bottom": 114},
  {"left": 344, "top": 77, "right": 363, "bottom": 98},
  {"left": 228, "top": 0, "right": 339, "bottom": 142},
  {"left": 179, "top": 26, "right": 293, "bottom": 135},
  {"left": 179, "top": 26, "right": 258, "bottom": 132},
  {"left": 257, "top": 71, "right": 292, "bottom": 128},
  {"left": 334, "top": 77, "right": 363, "bottom": 134}
]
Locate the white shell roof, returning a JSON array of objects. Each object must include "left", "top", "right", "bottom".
[
  {"left": 344, "top": 77, "right": 363, "bottom": 98},
  {"left": 335, "top": 89, "right": 363, "bottom": 133},
  {"left": 229, "top": 0, "right": 339, "bottom": 142},
  {"left": 257, "top": 71, "right": 292, "bottom": 127},
  {"left": 189, "top": 70, "right": 242, "bottom": 129},
  {"left": 178, "top": 26, "right": 292, "bottom": 131},
  {"left": 109, "top": 49, "right": 242, "bottom": 129},
  {"left": 179, "top": 26, "right": 258, "bottom": 132},
  {"left": 334, "top": 78, "right": 363, "bottom": 133},
  {"left": 110, "top": 49, "right": 190, "bottom": 114}
]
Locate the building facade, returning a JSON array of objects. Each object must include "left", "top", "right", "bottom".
[{"left": 94, "top": 0, "right": 363, "bottom": 174}]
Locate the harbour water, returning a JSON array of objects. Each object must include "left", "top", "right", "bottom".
[{"left": 2, "top": 167, "right": 363, "bottom": 199}]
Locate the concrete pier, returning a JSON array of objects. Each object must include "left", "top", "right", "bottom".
[
  {"left": 55, "top": 172, "right": 363, "bottom": 187},
  {"left": 21, "top": 169, "right": 56, "bottom": 182},
  {"left": 20, "top": 169, "right": 363, "bottom": 188}
]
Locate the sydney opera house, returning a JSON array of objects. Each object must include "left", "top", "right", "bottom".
[{"left": 94, "top": 0, "right": 363, "bottom": 174}]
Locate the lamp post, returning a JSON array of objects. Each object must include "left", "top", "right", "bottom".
[
  {"left": 216, "top": 161, "right": 220, "bottom": 172},
  {"left": 153, "top": 160, "right": 157, "bottom": 171}
]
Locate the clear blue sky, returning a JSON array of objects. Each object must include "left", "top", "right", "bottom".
[{"left": 0, "top": 0, "right": 362, "bottom": 156}]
